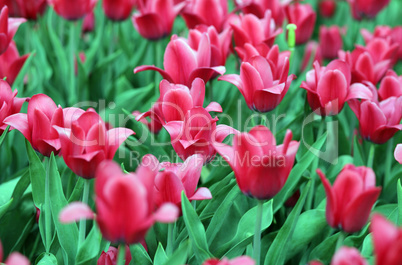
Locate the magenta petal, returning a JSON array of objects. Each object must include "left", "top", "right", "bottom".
[
  {"left": 59, "top": 202, "right": 94, "bottom": 223},
  {"left": 107, "top": 128, "right": 135, "bottom": 159},
  {"left": 346, "top": 83, "right": 374, "bottom": 101},
  {"left": 3, "top": 113, "right": 30, "bottom": 141},
  {"left": 214, "top": 124, "right": 238, "bottom": 143},
  {"left": 189, "top": 187, "right": 212, "bottom": 200},
  {"left": 205, "top": 102, "right": 222, "bottom": 112},
  {"left": 317, "top": 169, "right": 338, "bottom": 228},
  {"left": 132, "top": 13, "right": 166, "bottom": 40},
  {"left": 134, "top": 65, "right": 174, "bottom": 83},
  {"left": 153, "top": 203, "right": 179, "bottom": 223}
]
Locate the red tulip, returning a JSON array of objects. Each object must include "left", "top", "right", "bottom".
[
  {"left": 370, "top": 214, "right": 402, "bottom": 265},
  {"left": 4, "top": 94, "right": 67, "bottom": 156},
  {"left": 349, "top": 96, "right": 402, "bottom": 144},
  {"left": 361, "top": 26, "right": 402, "bottom": 60},
  {"left": 202, "top": 256, "right": 255, "bottom": 265},
  {"left": 285, "top": 3, "right": 316, "bottom": 45},
  {"left": 134, "top": 34, "right": 225, "bottom": 87},
  {"left": 339, "top": 38, "right": 398, "bottom": 85},
  {"left": 300, "top": 60, "right": 373, "bottom": 116},
  {"left": 103, "top": 0, "right": 135, "bottom": 21},
  {"left": 230, "top": 10, "right": 281, "bottom": 49},
  {"left": 0, "top": 0, "right": 20, "bottom": 17},
  {"left": 236, "top": 0, "right": 285, "bottom": 26},
  {"left": 317, "top": 164, "right": 381, "bottom": 233},
  {"left": 164, "top": 107, "right": 237, "bottom": 163},
  {"left": 0, "top": 6, "right": 26, "bottom": 55},
  {"left": 0, "top": 240, "right": 30, "bottom": 265},
  {"left": 219, "top": 55, "right": 295, "bottom": 113},
  {"left": 155, "top": 154, "right": 212, "bottom": 210},
  {"left": 181, "top": 0, "right": 229, "bottom": 33},
  {"left": 48, "top": 0, "right": 97, "bottom": 21},
  {"left": 54, "top": 109, "right": 134, "bottom": 178},
  {"left": 213, "top": 126, "right": 299, "bottom": 200},
  {"left": 136, "top": 78, "right": 222, "bottom": 134},
  {"left": 82, "top": 11, "right": 94, "bottom": 33},
  {"left": 97, "top": 246, "right": 131, "bottom": 265},
  {"left": 319, "top": 26, "right": 345, "bottom": 59},
  {"left": 0, "top": 41, "right": 29, "bottom": 85},
  {"left": 12, "top": 0, "right": 47, "bottom": 20},
  {"left": 394, "top": 144, "right": 402, "bottom": 164},
  {"left": 132, "top": 0, "right": 184, "bottom": 40},
  {"left": 378, "top": 70, "right": 402, "bottom": 101},
  {"left": 308, "top": 247, "right": 367, "bottom": 265},
  {"left": 319, "top": 0, "right": 336, "bottom": 18},
  {"left": 348, "top": 0, "right": 390, "bottom": 20},
  {"left": 0, "top": 80, "right": 27, "bottom": 135}
]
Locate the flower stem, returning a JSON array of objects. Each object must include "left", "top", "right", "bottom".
[
  {"left": 45, "top": 156, "right": 52, "bottom": 253},
  {"left": 253, "top": 200, "right": 264, "bottom": 265},
  {"left": 79, "top": 179, "right": 90, "bottom": 245},
  {"left": 335, "top": 231, "right": 345, "bottom": 250},
  {"left": 166, "top": 222, "right": 175, "bottom": 256},
  {"left": 384, "top": 139, "right": 393, "bottom": 186},
  {"left": 116, "top": 244, "right": 126, "bottom": 265},
  {"left": 367, "top": 143, "right": 376, "bottom": 169},
  {"left": 69, "top": 21, "right": 78, "bottom": 105}
]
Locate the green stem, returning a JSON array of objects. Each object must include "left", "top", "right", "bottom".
[
  {"left": 116, "top": 244, "right": 126, "bottom": 265},
  {"left": 335, "top": 231, "right": 345, "bottom": 251},
  {"left": 45, "top": 156, "right": 52, "bottom": 253},
  {"left": 79, "top": 179, "right": 90, "bottom": 245},
  {"left": 69, "top": 21, "right": 78, "bottom": 105},
  {"left": 384, "top": 139, "right": 393, "bottom": 187},
  {"left": 253, "top": 200, "right": 264, "bottom": 265},
  {"left": 367, "top": 143, "right": 376, "bottom": 169},
  {"left": 166, "top": 222, "right": 175, "bottom": 255}
]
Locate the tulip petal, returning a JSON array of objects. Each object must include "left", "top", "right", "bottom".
[
  {"left": 59, "top": 202, "right": 94, "bottom": 223},
  {"left": 346, "top": 83, "right": 374, "bottom": 101},
  {"left": 190, "top": 78, "right": 206, "bottom": 107},
  {"left": 394, "top": 144, "right": 402, "bottom": 164},
  {"left": 107, "top": 128, "right": 135, "bottom": 159},
  {"left": 214, "top": 124, "right": 238, "bottom": 143},
  {"left": 179, "top": 154, "right": 204, "bottom": 194},
  {"left": 205, "top": 102, "right": 223, "bottom": 113},
  {"left": 317, "top": 70, "right": 348, "bottom": 110},
  {"left": 132, "top": 14, "right": 166, "bottom": 40},
  {"left": 317, "top": 169, "right": 338, "bottom": 228},
  {"left": 188, "top": 66, "right": 226, "bottom": 87},
  {"left": 189, "top": 187, "right": 212, "bottom": 200},
  {"left": 162, "top": 89, "right": 193, "bottom": 122},
  {"left": 134, "top": 65, "right": 174, "bottom": 83},
  {"left": 4, "top": 113, "right": 30, "bottom": 141},
  {"left": 153, "top": 202, "right": 179, "bottom": 223},
  {"left": 370, "top": 214, "right": 399, "bottom": 262},
  {"left": 4, "top": 252, "right": 30, "bottom": 265}
]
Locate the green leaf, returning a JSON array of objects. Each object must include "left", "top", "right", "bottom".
[
  {"left": 36, "top": 252, "right": 58, "bottom": 265},
  {"left": 154, "top": 243, "right": 168, "bottom": 265},
  {"left": 76, "top": 223, "right": 102, "bottom": 265},
  {"left": 26, "top": 140, "right": 46, "bottom": 207},
  {"left": 353, "top": 136, "right": 365, "bottom": 166},
  {"left": 0, "top": 125, "right": 9, "bottom": 147},
  {"left": 181, "top": 192, "right": 212, "bottom": 263},
  {"left": 309, "top": 232, "right": 340, "bottom": 264},
  {"left": 129, "top": 243, "right": 153, "bottom": 265},
  {"left": 164, "top": 240, "right": 191, "bottom": 265},
  {"left": 0, "top": 198, "right": 13, "bottom": 220},
  {"left": 264, "top": 181, "right": 311, "bottom": 265},
  {"left": 397, "top": 179, "right": 402, "bottom": 226},
  {"left": 11, "top": 52, "right": 36, "bottom": 90},
  {"left": 10, "top": 170, "right": 30, "bottom": 210}
]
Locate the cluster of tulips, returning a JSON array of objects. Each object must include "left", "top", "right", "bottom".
[{"left": 1, "top": 0, "right": 402, "bottom": 265}]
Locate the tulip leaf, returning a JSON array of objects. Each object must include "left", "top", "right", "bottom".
[
  {"left": 130, "top": 243, "right": 153, "bottom": 265},
  {"left": 0, "top": 198, "right": 13, "bottom": 220},
  {"left": 309, "top": 232, "right": 340, "bottom": 264},
  {"left": 11, "top": 52, "right": 35, "bottom": 91},
  {"left": 10, "top": 170, "right": 30, "bottom": 210},
  {"left": 397, "top": 179, "right": 402, "bottom": 226},
  {"left": 353, "top": 136, "right": 365, "bottom": 166},
  {"left": 164, "top": 240, "right": 191, "bottom": 265},
  {"left": 264, "top": 181, "right": 311, "bottom": 265},
  {"left": 361, "top": 234, "right": 373, "bottom": 259},
  {"left": 26, "top": 140, "right": 46, "bottom": 207},
  {"left": 36, "top": 252, "right": 58, "bottom": 265},
  {"left": 49, "top": 153, "right": 78, "bottom": 264},
  {"left": 0, "top": 125, "right": 9, "bottom": 148},
  {"left": 76, "top": 223, "right": 101, "bottom": 265},
  {"left": 181, "top": 192, "right": 212, "bottom": 264},
  {"left": 154, "top": 243, "right": 168, "bottom": 265}
]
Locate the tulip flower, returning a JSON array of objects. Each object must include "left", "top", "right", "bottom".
[
  {"left": 48, "top": 0, "right": 97, "bottom": 21},
  {"left": 53, "top": 108, "right": 134, "bottom": 178},
  {"left": 0, "top": 41, "right": 29, "bottom": 85},
  {"left": 378, "top": 70, "right": 402, "bottom": 100},
  {"left": 0, "top": 80, "right": 27, "bottom": 135},
  {"left": 4, "top": 94, "right": 66, "bottom": 156},
  {"left": 285, "top": 3, "right": 316, "bottom": 45},
  {"left": 349, "top": 96, "right": 402, "bottom": 144},
  {"left": 97, "top": 246, "right": 131, "bottom": 265},
  {"left": 0, "top": 6, "right": 26, "bottom": 55},
  {"left": 136, "top": 78, "right": 222, "bottom": 133},
  {"left": 0, "top": 240, "right": 30, "bottom": 265},
  {"left": 132, "top": 0, "right": 185, "bottom": 40},
  {"left": 237, "top": 0, "right": 285, "bottom": 26},
  {"left": 202, "top": 256, "right": 255, "bottom": 265},
  {"left": 319, "top": 0, "right": 336, "bottom": 18},
  {"left": 213, "top": 126, "right": 299, "bottom": 200},
  {"left": 60, "top": 157, "right": 180, "bottom": 244},
  {"left": 300, "top": 60, "right": 373, "bottom": 116},
  {"left": 219, "top": 55, "right": 295, "bottom": 113},
  {"left": 319, "top": 26, "right": 345, "bottom": 59},
  {"left": 394, "top": 144, "right": 402, "bottom": 164},
  {"left": 164, "top": 107, "right": 237, "bottom": 163},
  {"left": 370, "top": 214, "right": 402, "bottom": 265},
  {"left": 12, "top": 0, "right": 47, "bottom": 20},
  {"left": 181, "top": 0, "right": 229, "bottom": 33},
  {"left": 103, "top": 0, "right": 135, "bottom": 21},
  {"left": 361, "top": 26, "right": 402, "bottom": 60},
  {"left": 300, "top": 41, "right": 323, "bottom": 73},
  {"left": 309, "top": 247, "right": 368, "bottom": 265},
  {"left": 230, "top": 10, "right": 281, "bottom": 49},
  {"left": 82, "top": 11, "right": 94, "bottom": 33},
  {"left": 134, "top": 34, "right": 225, "bottom": 87},
  {"left": 317, "top": 164, "right": 381, "bottom": 233},
  {"left": 348, "top": 0, "right": 390, "bottom": 20},
  {"left": 155, "top": 154, "right": 212, "bottom": 210},
  {"left": 339, "top": 38, "right": 398, "bottom": 85}
]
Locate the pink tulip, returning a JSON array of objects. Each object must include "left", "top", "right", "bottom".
[
  {"left": 97, "top": 246, "right": 131, "bottom": 265},
  {"left": 103, "top": 0, "right": 135, "bottom": 21},
  {"left": 236, "top": 0, "right": 285, "bottom": 26},
  {"left": 0, "top": 240, "right": 30, "bottom": 265},
  {"left": 0, "top": 6, "right": 26, "bottom": 55},
  {"left": 285, "top": 3, "right": 316, "bottom": 45},
  {"left": 134, "top": 34, "right": 225, "bottom": 87},
  {"left": 319, "top": 0, "right": 336, "bottom": 18},
  {"left": 361, "top": 26, "right": 402, "bottom": 60},
  {"left": 319, "top": 26, "right": 345, "bottom": 59},
  {"left": 349, "top": 95, "right": 402, "bottom": 144},
  {"left": 308, "top": 247, "right": 368, "bottom": 265},
  {"left": 155, "top": 154, "right": 212, "bottom": 210},
  {"left": 54, "top": 108, "right": 134, "bottom": 178},
  {"left": 317, "top": 164, "right": 381, "bottom": 233},
  {"left": 348, "top": 0, "right": 390, "bottom": 20},
  {"left": 300, "top": 59, "right": 373, "bottom": 116},
  {"left": 394, "top": 144, "right": 402, "bottom": 164},
  {"left": 230, "top": 10, "right": 281, "bottom": 49},
  {"left": 300, "top": 41, "right": 323, "bottom": 73},
  {"left": 0, "top": 79, "right": 27, "bottom": 135},
  {"left": 219, "top": 55, "right": 295, "bottom": 113},
  {"left": 60, "top": 157, "right": 180, "bottom": 244},
  {"left": 136, "top": 78, "right": 222, "bottom": 133},
  {"left": 378, "top": 70, "right": 402, "bottom": 101},
  {"left": 0, "top": 41, "right": 29, "bottom": 85},
  {"left": 132, "top": 0, "right": 185, "bottom": 40},
  {"left": 164, "top": 107, "right": 236, "bottom": 163},
  {"left": 202, "top": 256, "right": 255, "bottom": 265},
  {"left": 213, "top": 126, "right": 299, "bottom": 200},
  {"left": 48, "top": 0, "right": 97, "bottom": 21},
  {"left": 370, "top": 214, "right": 402, "bottom": 265},
  {"left": 181, "top": 0, "right": 229, "bottom": 33}
]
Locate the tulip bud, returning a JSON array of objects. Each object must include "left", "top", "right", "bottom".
[
  {"left": 48, "top": 0, "right": 97, "bottom": 21},
  {"left": 285, "top": 3, "right": 316, "bottom": 45},
  {"left": 319, "top": 0, "right": 336, "bottom": 18},
  {"left": 102, "top": 0, "right": 135, "bottom": 21}
]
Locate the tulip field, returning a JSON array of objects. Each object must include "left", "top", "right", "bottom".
[{"left": 1, "top": 0, "right": 402, "bottom": 264}]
